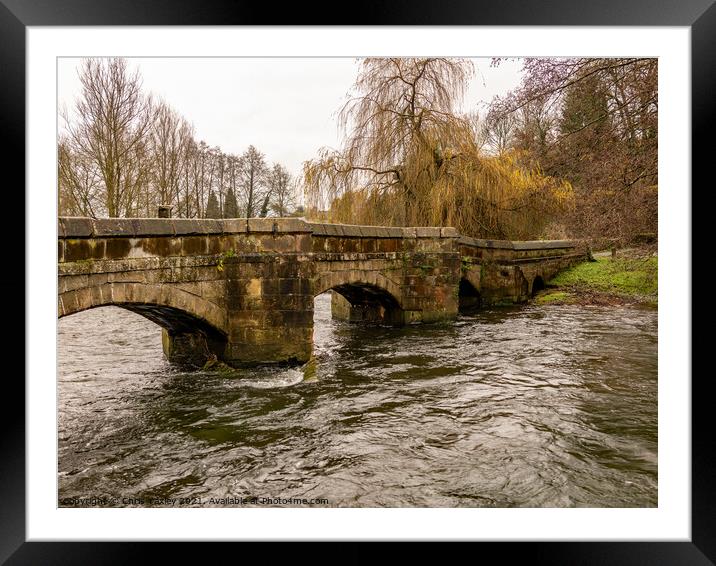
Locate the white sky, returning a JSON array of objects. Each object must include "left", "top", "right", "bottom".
[{"left": 57, "top": 57, "right": 524, "bottom": 180}]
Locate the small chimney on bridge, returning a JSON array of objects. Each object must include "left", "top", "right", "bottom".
[{"left": 157, "top": 205, "right": 172, "bottom": 218}]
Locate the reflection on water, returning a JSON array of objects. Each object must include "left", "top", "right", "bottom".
[{"left": 58, "top": 293, "right": 657, "bottom": 507}]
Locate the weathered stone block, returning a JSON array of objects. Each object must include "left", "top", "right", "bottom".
[
  {"left": 279, "top": 278, "right": 299, "bottom": 294},
  {"left": 512, "top": 240, "right": 576, "bottom": 251},
  {"left": 104, "top": 238, "right": 132, "bottom": 259},
  {"left": 376, "top": 239, "right": 399, "bottom": 253},
  {"left": 360, "top": 239, "right": 377, "bottom": 253},
  {"left": 416, "top": 227, "right": 441, "bottom": 238},
  {"left": 60, "top": 290, "right": 79, "bottom": 314},
  {"left": 245, "top": 278, "right": 262, "bottom": 297},
  {"left": 230, "top": 310, "right": 266, "bottom": 327},
  {"left": 130, "top": 218, "right": 174, "bottom": 236},
  {"left": 276, "top": 261, "right": 299, "bottom": 279},
  {"left": 60, "top": 217, "right": 93, "bottom": 238},
  {"left": 273, "top": 218, "right": 310, "bottom": 233},
  {"left": 172, "top": 219, "right": 222, "bottom": 235},
  {"left": 87, "top": 273, "right": 109, "bottom": 288},
  {"left": 342, "top": 225, "right": 362, "bottom": 237},
  {"left": 307, "top": 223, "right": 328, "bottom": 236},
  {"left": 261, "top": 279, "right": 280, "bottom": 295},
  {"left": 299, "top": 278, "right": 314, "bottom": 295},
  {"left": 323, "top": 224, "right": 344, "bottom": 237},
  {"left": 91, "top": 218, "right": 134, "bottom": 237},
  {"left": 74, "top": 286, "right": 92, "bottom": 311},
  {"left": 181, "top": 236, "right": 209, "bottom": 256},
  {"left": 64, "top": 239, "right": 106, "bottom": 262},
  {"left": 357, "top": 226, "right": 378, "bottom": 237},
  {"left": 296, "top": 234, "right": 312, "bottom": 253},
  {"left": 141, "top": 284, "right": 161, "bottom": 306},
  {"left": 222, "top": 219, "right": 249, "bottom": 234},
  {"left": 260, "top": 235, "right": 296, "bottom": 253},
  {"left": 207, "top": 235, "right": 233, "bottom": 255},
  {"left": 59, "top": 274, "right": 88, "bottom": 294},
  {"left": 138, "top": 237, "right": 182, "bottom": 257},
  {"left": 247, "top": 218, "right": 277, "bottom": 233}
]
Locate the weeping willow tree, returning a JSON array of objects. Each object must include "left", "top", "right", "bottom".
[{"left": 304, "top": 58, "right": 572, "bottom": 239}]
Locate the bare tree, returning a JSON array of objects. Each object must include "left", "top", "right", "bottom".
[
  {"left": 481, "top": 109, "right": 517, "bottom": 155},
  {"left": 178, "top": 138, "right": 198, "bottom": 217},
  {"left": 238, "top": 145, "right": 268, "bottom": 218},
  {"left": 267, "top": 163, "right": 296, "bottom": 217},
  {"left": 63, "top": 58, "right": 154, "bottom": 217},
  {"left": 58, "top": 138, "right": 102, "bottom": 217},
  {"left": 149, "top": 100, "right": 193, "bottom": 213},
  {"left": 195, "top": 141, "right": 216, "bottom": 218}
]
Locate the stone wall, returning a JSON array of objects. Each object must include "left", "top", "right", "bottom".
[
  {"left": 458, "top": 237, "right": 587, "bottom": 305},
  {"left": 58, "top": 217, "right": 588, "bottom": 366}
]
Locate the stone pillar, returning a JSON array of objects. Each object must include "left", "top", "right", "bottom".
[
  {"left": 157, "top": 205, "right": 172, "bottom": 218},
  {"left": 221, "top": 224, "right": 314, "bottom": 366},
  {"left": 161, "top": 328, "right": 226, "bottom": 368},
  {"left": 398, "top": 228, "right": 461, "bottom": 323}
]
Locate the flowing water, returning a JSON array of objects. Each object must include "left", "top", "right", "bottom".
[{"left": 58, "top": 293, "right": 657, "bottom": 508}]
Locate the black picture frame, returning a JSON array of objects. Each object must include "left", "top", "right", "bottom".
[{"left": 4, "top": 0, "right": 710, "bottom": 563}]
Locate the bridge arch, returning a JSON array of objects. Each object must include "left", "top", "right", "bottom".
[
  {"left": 59, "top": 282, "right": 227, "bottom": 333},
  {"left": 314, "top": 270, "right": 402, "bottom": 304},
  {"left": 531, "top": 275, "right": 546, "bottom": 297},
  {"left": 458, "top": 278, "right": 482, "bottom": 312},
  {"left": 59, "top": 283, "right": 228, "bottom": 366},
  {"left": 314, "top": 271, "right": 404, "bottom": 325}
]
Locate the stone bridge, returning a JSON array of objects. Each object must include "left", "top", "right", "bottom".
[{"left": 57, "top": 217, "right": 588, "bottom": 367}]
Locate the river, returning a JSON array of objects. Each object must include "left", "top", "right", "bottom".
[{"left": 58, "top": 293, "right": 657, "bottom": 507}]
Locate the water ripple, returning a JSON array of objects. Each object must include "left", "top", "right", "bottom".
[{"left": 58, "top": 296, "right": 657, "bottom": 507}]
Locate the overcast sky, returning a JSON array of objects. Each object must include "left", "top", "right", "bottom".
[{"left": 57, "top": 57, "right": 524, "bottom": 180}]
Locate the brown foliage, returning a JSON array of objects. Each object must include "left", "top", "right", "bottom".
[
  {"left": 489, "top": 58, "right": 658, "bottom": 243},
  {"left": 304, "top": 58, "right": 570, "bottom": 239}
]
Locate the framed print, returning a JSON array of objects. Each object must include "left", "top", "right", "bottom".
[{"left": 5, "top": 0, "right": 711, "bottom": 562}]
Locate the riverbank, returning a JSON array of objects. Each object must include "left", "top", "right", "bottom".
[{"left": 534, "top": 249, "right": 658, "bottom": 307}]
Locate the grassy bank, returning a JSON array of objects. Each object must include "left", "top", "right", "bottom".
[{"left": 534, "top": 252, "right": 658, "bottom": 307}]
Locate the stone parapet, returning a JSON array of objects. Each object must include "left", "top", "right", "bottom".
[
  {"left": 512, "top": 240, "right": 578, "bottom": 250},
  {"left": 59, "top": 217, "right": 313, "bottom": 239},
  {"left": 308, "top": 223, "right": 458, "bottom": 239}
]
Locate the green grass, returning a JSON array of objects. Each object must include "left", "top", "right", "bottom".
[
  {"left": 534, "top": 291, "right": 576, "bottom": 304},
  {"left": 548, "top": 256, "right": 657, "bottom": 297}
]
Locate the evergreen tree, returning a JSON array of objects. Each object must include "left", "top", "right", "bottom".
[
  {"left": 205, "top": 190, "right": 221, "bottom": 218},
  {"left": 259, "top": 193, "right": 271, "bottom": 217},
  {"left": 558, "top": 74, "right": 610, "bottom": 141},
  {"left": 223, "top": 186, "right": 238, "bottom": 218},
  {"left": 550, "top": 74, "right": 613, "bottom": 188}
]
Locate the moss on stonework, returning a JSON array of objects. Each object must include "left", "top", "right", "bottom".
[
  {"left": 216, "top": 249, "right": 237, "bottom": 272},
  {"left": 534, "top": 291, "right": 576, "bottom": 305}
]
